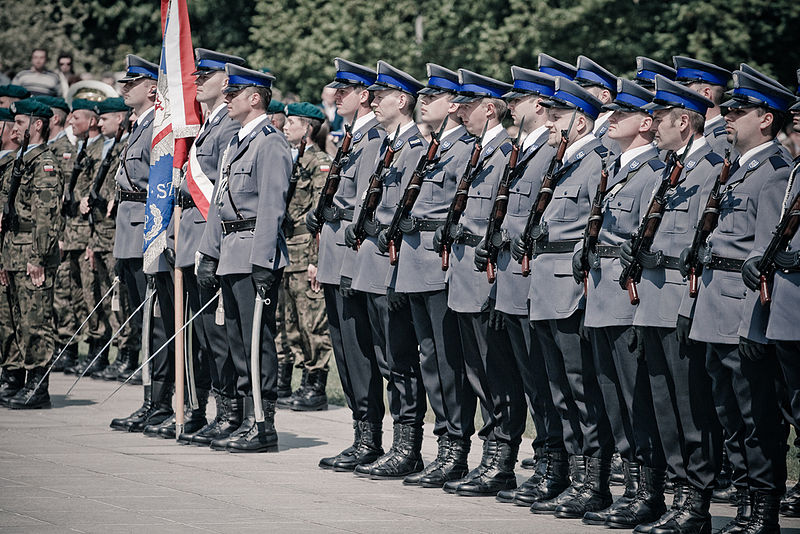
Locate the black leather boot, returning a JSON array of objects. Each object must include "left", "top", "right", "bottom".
[
  {"left": 131, "top": 380, "right": 173, "bottom": 433},
  {"left": 520, "top": 447, "right": 545, "bottom": 470},
  {"left": 354, "top": 422, "right": 404, "bottom": 478},
  {"left": 606, "top": 465, "right": 666, "bottom": 528},
  {"left": 634, "top": 482, "right": 690, "bottom": 534},
  {"left": 583, "top": 459, "right": 640, "bottom": 525},
  {"left": 333, "top": 420, "right": 382, "bottom": 471},
  {"left": 227, "top": 398, "right": 278, "bottom": 453},
  {"left": 743, "top": 491, "right": 781, "bottom": 534},
  {"left": 421, "top": 436, "right": 470, "bottom": 488},
  {"left": 110, "top": 385, "right": 151, "bottom": 430},
  {"left": 456, "top": 441, "right": 518, "bottom": 497},
  {"left": 443, "top": 440, "right": 488, "bottom": 494},
  {"left": 500, "top": 448, "right": 552, "bottom": 503},
  {"left": 204, "top": 396, "right": 244, "bottom": 448},
  {"left": 320, "top": 420, "right": 360, "bottom": 469},
  {"left": 405, "top": 435, "right": 449, "bottom": 486},
  {"left": 144, "top": 414, "right": 175, "bottom": 438},
  {"left": 712, "top": 448, "right": 737, "bottom": 503},
  {"left": 291, "top": 369, "right": 328, "bottom": 411},
  {"left": 52, "top": 345, "right": 78, "bottom": 373},
  {"left": 368, "top": 423, "right": 424, "bottom": 479},
  {"left": 116, "top": 349, "right": 141, "bottom": 384},
  {"left": 611, "top": 452, "right": 625, "bottom": 485},
  {"left": 278, "top": 368, "right": 306, "bottom": 409},
  {"left": 781, "top": 480, "right": 800, "bottom": 517},
  {"left": 275, "top": 360, "right": 294, "bottom": 401},
  {"left": 182, "top": 392, "right": 223, "bottom": 445},
  {"left": 647, "top": 486, "right": 712, "bottom": 534},
  {"left": 514, "top": 449, "right": 570, "bottom": 506},
  {"left": 159, "top": 389, "right": 209, "bottom": 439},
  {"left": 85, "top": 339, "right": 110, "bottom": 378},
  {"left": 530, "top": 454, "right": 585, "bottom": 513},
  {"left": 554, "top": 456, "right": 612, "bottom": 519},
  {"left": 97, "top": 352, "right": 126, "bottom": 381},
  {"left": 0, "top": 368, "right": 26, "bottom": 404},
  {"left": 7, "top": 368, "right": 51, "bottom": 409},
  {"left": 716, "top": 488, "right": 753, "bottom": 534}
]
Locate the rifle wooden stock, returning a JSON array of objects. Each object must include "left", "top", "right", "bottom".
[
  {"left": 312, "top": 122, "right": 355, "bottom": 237},
  {"left": 580, "top": 161, "right": 609, "bottom": 294}
]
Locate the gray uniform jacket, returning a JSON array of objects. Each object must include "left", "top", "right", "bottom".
[
  {"left": 316, "top": 116, "right": 385, "bottom": 285},
  {"left": 494, "top": 129, "right": 556, "bottom": 316},
  {"left": 174, "top": 108, "right": 239, "bottom": 268},
  {"left": 528, "top": 136, "right": 608, "bottom": 322},
  {"left": 113, "top": 108, "right": 154, "bottom": 260},
  {"left": 393, "top": 125, "right": 473, "bottom": 294},
  {"left": 689, "top": 141, "right": 790, "bottom": 345},
  {"left": 585, "top": 146, "right": 665, "bottom": 328},
  {"left": 200, "top": 117, "right": 292, "bottom": 277},
  {"left": 764, "top": 158, "right": 800, "bottom": 341},
  {"left": 350, "top": 124, "right": 427, "bottom": 294},
  {"left": 446, "top": 130, "right": 512, "bottom": 314},
  {"left": 704, "top": 116, "right": 730, "bottom": 157}
]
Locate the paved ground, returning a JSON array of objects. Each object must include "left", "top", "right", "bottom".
[{"left": 1, "top": 374, "right": 799, "bottom": 533}]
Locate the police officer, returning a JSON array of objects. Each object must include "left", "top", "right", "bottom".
[
  {"left": 688, "top": 69, "right": 794, "bottom": 533},
  {"left": 276, "top": 101, "right": 333, "bottom": 412},
  {"left": 434, "top": 69, "right": 523, "bottom": 497},
  {"left": 574, "top": 56, "right": 619, "bottom": 154},
  {"left": 510, "top": 78, "right": 612, "bottom": 514},
  {"left": 673, "top": 57, "right": 732, "bottom": 156},
  {"left": 1, "top": 98, "right": 63, "bottom": 409},
  {"left": 341, "top": 61, "right": 426, "bottom": 479},
  {"left": 268, "top": 99, "right": 286, "bottom": 131},
  {"left": 197, "top": 63, "right": 291, "bottom": 453},
  {"left": 305, "top": 59, "right": 386, "bottom": 471},
  {"left": 171, "top": 48, "right": 245, "bottom": 445},
  {"left": 391, "top": 63, "right": 474, "bottom": 488}
]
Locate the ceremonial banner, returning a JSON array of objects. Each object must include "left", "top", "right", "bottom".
[{"left": 143, "top": 0, "right": 202, "bottom": 270}]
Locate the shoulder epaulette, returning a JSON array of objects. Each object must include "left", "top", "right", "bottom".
[
  {"left": 704, "top": 152, "right": 724, "bottom": 166},
  {"left": 458, "top": 134, "right": 473, "bottom": 143},
  {"left": 261, "top": 124, "right": 276, "bottom": 136},
  {"left": 408, "top": 136, "right": 423, "bottom": 148},
  {"left": 499, "top": 141, "right": 513, "bottom": 156},
  {"left": 711, "top": 125, "right": 727, "bottom": 138},
  {"left": 769, "top": 155, "right": 789, "bottom": 170},
  {"left": 594, "top": 144, "right": 609, "bottom": 158},
  {"left": 647, "top": 158, "right": 666, "bottom": 171},
  {"left": 367, "top": 127, "right": 381, "bottom": 140}
]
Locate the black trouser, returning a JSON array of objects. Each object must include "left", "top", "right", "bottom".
[
  {"left": 325, "top": 284, "right": 384, "bottom": 422},
  {"left": 366, "top": 293, "right": 424, "bottom": 426},
  {"left": 221, "top": 271, "right": 282, "bottom": 401},
  {"left": 151, "top": 271, "right": 175, "bottom": 384},
  {"left": 644, "top": 327, "right": 721, "bottom": 489},
  {"left": 776, "top": 340, "right": 800, "bottom": 436},
  {"left": 706, "top": 342, "right": 787, "bottom": 493},
  {"left": 535, "top": 311, "right": 612, "bottom": 458},
  {"left": 409, "top": 290, "right": 474, "bottom": 439},
  {"left": 183, "top": 270, "right": 223, "bottom": 394},
  {"left": 505, "top": 313, "right": 565, "bottom": 453}
]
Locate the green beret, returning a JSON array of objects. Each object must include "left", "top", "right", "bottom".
[
  {"left": 93, "top": 97, "right": 130, "bottom": 115},
  {"left": 32, "top": 95, "right": 70, "bottom": 113},
  {"left": 0, "top": 108, "right": 14, "bottom": 122},
  {"left": 10, "top": 98, "right": 54, "bottom": 119},
  {"left": 71, "top": 98, "right": 99, "bottom": 113},
  {"left": 267, "top": 99, "right": 285, "bottom": 114},
  {"left": 0, "top": 84, "right": 30, "bottom": 99},
  {"left": 285, "top": 102, "right": 325, "bottom": 121}
]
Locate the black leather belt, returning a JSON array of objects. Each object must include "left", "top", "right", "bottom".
[
  {"left": 362, "top": 219, "right": 388, "bottom": 237},
  {"left": 398, "top": 216, "right": 445, "bottom": 234},
  {"left": 704, "top": 254, "right": 744, "bottom": 272},
  {"left": 595, "top": 244, "right": 621, "bottom": 258},
  {"left": 322, "top": 205, "right": 354, "bottom": 222},
  {"left": 221, "top": 217, "right": 256, "bottom": 235},
  {"left": 119, "top": 190, "right": 147, "bottom": 203},
  {"left": 456, "top": 232, "right": 482, "bottom": 247},
  {"left": 638, "top": 250, "right": 682, "bottom": 270},
  {"left": 534, "top": 238, "right": 580, "bottom": 254},
  {"left": 178, "top": 195, "right": 196, "bottom": 209},
  {"left": 774, "top": 250, "right": 800, "bottom": 272}
]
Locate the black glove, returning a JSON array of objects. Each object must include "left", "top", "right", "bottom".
[
  {"left": 377, "top": 229, "right": 390, "bottom": 254},
  {"left": 739, "top": 336, "right": 768, "bottom": 361},
  {"left": 511, "top": 233, "right": 528, "bottom": 263},
  {"left": 339, "top": 276, "right": 355, "bottom": 298},
  {"left": 741, "top": 256, "right": 762, "bottom": 292},
  {"left": 620, "top": 239, "right": 635, "bottom": 270},
  {"left": 305, "top": 210, "right": 321, "bottom": 235},
  {"left": 196, "top": 254, "right": 219, "bottom": 291},
  {"left": 578, "top": 311, "right": 590, "bottom": 342},
  {"left": 252, "top": 265, "right": 277, "bottom": 300},
  {"left": 474, "top": 238, "right": 490, "bottom": 272},
  {"left": 572, "top": 249, "right": 586, "bottom": 285},
  {"left": 678, "top": 247, "right": 692, "bottom": 279},
  {"left": 344, "top": 224, "right": 357, "bottom": 249},
  {"left": 629, "top": 326, "right": 645, "bottom": 361},
  {"left": 432, "top": 225, "right": 445, "bottom": 254},
  {"left": 163, "top": 247, "right": 175, "bottom": 269},
  {"left": 676, "top": 314, "right": 694, "bottom": 345},
  {"left": 386, "top": 287, "right": 408, "bottom": 312}
]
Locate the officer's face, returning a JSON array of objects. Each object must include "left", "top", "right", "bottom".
[
  {"left": 651, "top": 109, "right": 683, "bottom": 151},
  {"left": 419, "top": 93, "right": 451, "bottom": 126},
  {"left": 334, "top": 86, "right": 360, "bottom": 117},
  {"left": 1, "top": 121, "right": 15, "bottom": 148},
  {"left": 11, "top": 115, "right": 31, "bottom": 143},
  {"left": 225, "top": 87, "right": 255, "bottom": 123},
  {"left": 723, "top": 106, "right": 764, "bottom": 148},
  {"left": 0, "top": 96, "right": 15, "bottom": 108},
  {"left": 69, "top": 109, "right": 97, "bottom": 137},
  {"left": 545, "top": 109, "right": 575, "bottom": 147},
  {"left": 370, "top": 89, "right": 403, "bottom": 126},
  {"left": 283, "top": 116, "right": 308, "bottom": 145},
  {"left": 792, "top": 111, "right": 799, "bottom": 133},
  {"left": 607, "top": 110, "right": 648, "bottom": 141},
  {"left": 121, "top": 78, "right": 154, "bottom": 109},
  {"left": 508, "top": 95, "right": 539, "bottom": 129},
  {"left": 456, "top": 100, "right": 487, "bottom": 136},
  {"left": 194, "top": 71, "right": 226, "bottom": 104},
  {"left": 98, "top": 112, "right": 123, "bottom": 138}
]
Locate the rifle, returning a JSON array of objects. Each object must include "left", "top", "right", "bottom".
[
  {"left": 687, "top": 148, "right": 732, "bottom": 298},
  {"left": 483, "top": 117, "right": 525, "bottom": 283},
  {"left": 312, "top": 109, "right": 357, "bottom": 241},
  {"left": 88, "top": 109, "right": 132, "bottom": 233},
  {"left": 579, "top": 157, "right": 609, "bottom": 294},
  {"left": 519, "top": 108, "right": 577, "bottom": 276},
  {"left": 61, "top": 140, "right": 88, "bottom": 217},
  {"left": 351, "top": 124, "right": 401, "bottom": 250},
  {"left": 385, "top": 117, "right": 449, "bottom": 265},
  {"left": 620, "top": 136, "right": 693, "bottom": 305},
  {"left": 754, "top": 190, "right": 800, "bottom": 305},
  {"left": 438, "top": 119, "right": 489, "bottom": 271},
  {"left": 1, "top": 114, "right": 32, "bottom": 246}
]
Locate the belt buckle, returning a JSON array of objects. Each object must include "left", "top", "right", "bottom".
[{"left": 700, "top": 245, "right": 713, "bottom": 267}]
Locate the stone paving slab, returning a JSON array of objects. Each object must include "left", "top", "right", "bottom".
[{"left": 0, "top": 374, "right": 799, "bottom": 533}]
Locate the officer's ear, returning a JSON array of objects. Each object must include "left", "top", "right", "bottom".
[
  {"left": 147, "top": 82, "right": 157, "bottom": 100},
  {"left": 639, "top": 113, "right": 653, "bottom": 133}
]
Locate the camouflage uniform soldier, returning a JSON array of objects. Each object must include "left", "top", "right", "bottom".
[
  {"left": 1, "top": 98, "right": 64, "bottom": 409},
  {"left": 276, "top": 102, "right": 333, "bottom": 411}
]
